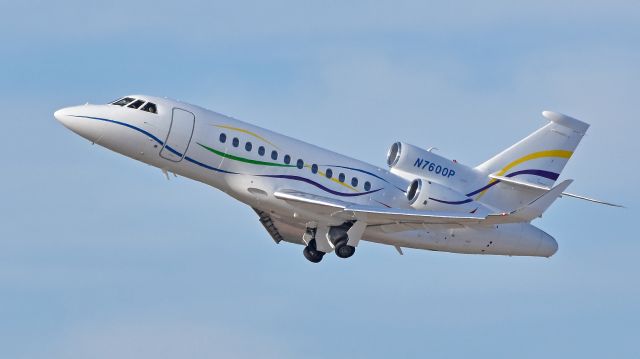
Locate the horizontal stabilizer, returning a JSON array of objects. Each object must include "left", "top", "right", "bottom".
[
  {"left": 504, "top": 179, "right": 573, "bottom": 222},
  {"left": 489, "top": 174, "right": 551, "bottom": 191},
  {"left": 489, "top": 174, "right": 623, "bottom": 208}
]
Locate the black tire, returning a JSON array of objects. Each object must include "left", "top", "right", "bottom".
[
  {"left": 335, "top": 240, "right": 356, "bottom": 258},
  {"left": 303, "top": 246, "right": 324, "bottom": 263}
]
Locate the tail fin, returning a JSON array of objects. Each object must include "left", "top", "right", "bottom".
[{"left": 474, "top": 111, "right": 589, "bottom": 210}]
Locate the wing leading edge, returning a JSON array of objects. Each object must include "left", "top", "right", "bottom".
[{"left": 274, "top": 189, "right": 485, "bottom": 226}]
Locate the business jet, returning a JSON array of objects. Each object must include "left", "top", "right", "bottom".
[{"left": 54, "top": 95, "right": 619, "bottom": 263}]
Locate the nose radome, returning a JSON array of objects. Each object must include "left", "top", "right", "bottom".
[
  {"left": 54, "top": 106, "right": 104, "bottom": 143},
  {"left": 54, "top": 107, "right": 72, "bottom": 126}
]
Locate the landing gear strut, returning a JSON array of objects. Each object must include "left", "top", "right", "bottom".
[{"left": 303, "top": 239, "right": 324, "bottom": 263}]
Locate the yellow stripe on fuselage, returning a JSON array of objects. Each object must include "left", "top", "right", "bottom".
[
  {"left": 305, "top": 165, "right": 358, "bottom": 192},
  {"left": 475, "top": 150, "right": 573, "bottom": 200},
  {"left": 213, "top": 125, "right": 357, "bottom": 192},
  {"left": 214, "top": 125, "right": 280, "bottom": 149}
]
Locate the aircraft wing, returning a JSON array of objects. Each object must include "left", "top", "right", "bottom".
[
  {"left": 275, "top": 180, "right": 574, "bottom": 228},
  {"left": 274, "top": 189, "right": 486, "bottom": 226}
]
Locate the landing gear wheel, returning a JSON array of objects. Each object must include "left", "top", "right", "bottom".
[
  {"left": 334, "top": 239, "right": 356, "bottom": 259},
  {"left": 303, "top": 239, "right": 324, "bottom": 263},
  {"left": 303, "top": 246, "right": 324, "bottom": 263}
]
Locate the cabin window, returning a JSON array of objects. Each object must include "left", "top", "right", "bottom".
[
  {"left": 127, "top": 99, "right": 145, "bottom": 109},
  {"left": 351, "top": 177, "right": 358, "bottom": 187},
  {"left": 311, "top": 164, "right": 318, "bottom": 174},
  {"left": 258, "top": 146, "right": 265, "bottom": 156},
  {"left": 364, "top": 181, "right": 371, "bottom": 191},
  {"left": 284, "top": 155, "right": 291, "bottom": 164},
  {"left": 141, "top": 102, "right": 157, "bottom": 114},
  {"left": 271, "top": 150, "right": 278, "bottom": 160},
  {"left": 296, "top": 159, "right": 304, "bottom": 169},
  {"left": 111, "top": 97, "right": 134, "bottom": 106},
  {"left": 232, "top": 138, "right": 239, "bottom": 147},
  {"left": 326, "top": 169, "right": 333, "bottom": 179},
  {"left": 338, "top": 173, "right": 345, "bottom": 182},
  {"left": 245, "top": 142, "right": 252, "bottom": 151},
  {"left": 219, "top": 133, "right": 227, "bottom": 143}
]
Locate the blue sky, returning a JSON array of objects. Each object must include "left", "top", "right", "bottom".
[{"left": 1, "top": 1, "right": 639, "bottom": 358}]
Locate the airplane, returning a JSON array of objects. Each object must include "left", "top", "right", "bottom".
[{"left": 54, "top": 95, "right": 620, "bottom": 263}]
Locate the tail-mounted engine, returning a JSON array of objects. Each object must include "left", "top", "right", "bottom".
[
  {"left": 406, "top": 178, "right": 478, "bottom": 212},
  {"left": 387, "top": 142, "right": 472, "bottom": 183},
  {"left": 388, "top": 142, "right": 487, "bottom": 213}
]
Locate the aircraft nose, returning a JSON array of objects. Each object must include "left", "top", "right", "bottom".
[
  {"left": 54, "top": 108, "right": 71, "bottom": 125},
  {"left": 54, "top": 106, "right": 103, "bottom": 143}
]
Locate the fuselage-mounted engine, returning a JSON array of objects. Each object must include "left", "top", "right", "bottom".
[
  {"left": 405, "top": 178, "right": 479, "bottom": 212},
  {"left": 386, "top": 142, "right": 487, "bottom": 213},
  {"left": 387, "top": 141, "right": 475, "bottom": 182}
]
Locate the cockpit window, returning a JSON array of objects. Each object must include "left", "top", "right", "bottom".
[
  {"left": 111, "top": 96, "right": 159, "bottom": 114},
  {"left": 141, "top": 102, "right": 157, "bottom": 114},
  {"left": 111, "top": 97, "right": 135, "bottom": 106},
  {"left": 127, "top": 100, "right": 146, "bottom": 109}
]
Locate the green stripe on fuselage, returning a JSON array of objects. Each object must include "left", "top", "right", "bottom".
[{"left": 197, "top": 143, "right": 295, "bottom": 167}]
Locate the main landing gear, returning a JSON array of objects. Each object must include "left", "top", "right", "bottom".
[
  {"left": 302, "top": 224, "right": 358, "bottom": 263},
  {"left": 303, "top": 239, "right": 325, "bottom": 263},
  {"left": 334, "top": 239, "right": 356, "bottom": 259},
  {"left": 302, "top": 227, "right": 325, "bottom": 263}
]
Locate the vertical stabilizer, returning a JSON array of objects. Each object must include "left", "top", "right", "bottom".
[{"left": 473, "top": 111, "right": 589, "bottom": 211}]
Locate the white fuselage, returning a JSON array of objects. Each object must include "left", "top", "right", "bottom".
[{"left": 55, "top": 95, "right": 558, "bottom": 258}]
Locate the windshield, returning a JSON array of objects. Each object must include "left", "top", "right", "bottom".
[
  {"left": 111, "top": 97, "right": 135, "bottom": 106},
  {"left": 110, "top": 96, "right": 158, "bottom": 114}
]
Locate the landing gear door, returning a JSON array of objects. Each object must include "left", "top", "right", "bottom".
[{"left": 160, "top": 108, "right": 195, "bottom": 162}]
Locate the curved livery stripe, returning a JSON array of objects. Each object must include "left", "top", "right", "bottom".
[
  {"left": 260, "top": 174, "right": 382, "bottom": 197},
  {"left": 198, "top": 142, "right": 359, "bottom": 192},
  {"left": 429, "top": 197, "right": 474, "bottom": 205},
  {"left": 323, "top": 164, "right": 406, "bottom": 193},
  {"left": 473, "top": 150, "right": 571, "bottom": 200},
  {"left": 465, "top": 169, "right": 560, "bottom": 197},
  {"left": 197, "top": 142, "right": 293, "bottom": 167},
  {"left": 71, "top": 115, "right": 381, "bottom": 198},
  {"left": 214, "top": 124, "right": 280, "bottom": 149},
  {"left": 496, "top": 150, "right": 572, "bottom": 177}
]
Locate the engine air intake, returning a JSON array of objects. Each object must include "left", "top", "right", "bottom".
[{"left": 387, "top": 142, "right": 402, "bottom": 167}]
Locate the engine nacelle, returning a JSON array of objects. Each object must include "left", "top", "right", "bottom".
[
  {"left": 406, "top": 178, "right": 478, "bottom": 212},
  {"left": 387, "top": 142, "right": 473, "bottom": 183}
]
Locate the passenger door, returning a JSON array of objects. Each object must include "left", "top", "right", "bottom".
[{"left": 160, "top": 108, "right": 195, "bottom": 162}]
